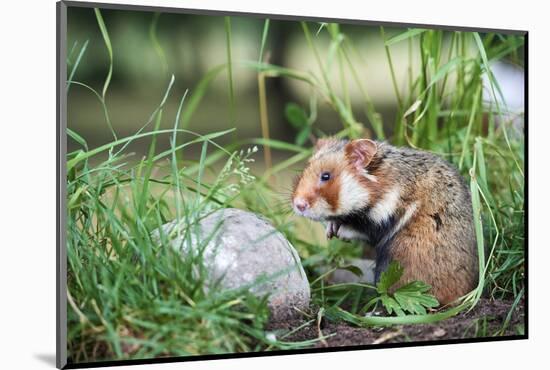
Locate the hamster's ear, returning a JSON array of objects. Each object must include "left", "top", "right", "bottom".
[
  {"left": 313, "top": 137, "right": 332, "bottom": 152},
  {"left": 345, "top": 139, "right": 377, "bottom": 170}
]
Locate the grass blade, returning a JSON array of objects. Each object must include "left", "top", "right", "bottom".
[
  {"left": 94, "top": 8, "right": 113, "bottom": 100},
  {"left": 149, "top": 12, "right": 168, "bottom": 75},
  {"left": 258, "top": 19, "right": 270, "bottom": 66},
  {"left": 67, "top": 40, "right": 89, "bottom": 93},
  {"left": 225, "top": 17, "right": 236, "bottom": 131},
  {"left": 385, "top": 28, "right": 427, "bottom": 46}
]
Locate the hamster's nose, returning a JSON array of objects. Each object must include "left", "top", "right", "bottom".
[{"left": 294, "top": 198, "right": 309, "bottom": 213}]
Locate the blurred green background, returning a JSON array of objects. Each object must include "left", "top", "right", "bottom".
[{"left": 69, "top": 7, "right": 513, "bottom": 154}]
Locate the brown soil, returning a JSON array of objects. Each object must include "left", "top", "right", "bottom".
[{"left": 267, "top": 298, "right": 525, "bottom": 347}]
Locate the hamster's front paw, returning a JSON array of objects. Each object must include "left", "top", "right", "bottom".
[
  {"left": 329, "top": 223, "right": 366, "bottom": 243},
  {"left": 326, "top": 220, "right": 341, "bottom": 239}
]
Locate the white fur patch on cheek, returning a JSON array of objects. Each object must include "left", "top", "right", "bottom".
[
  {"left": 338, "top": 171, "right": 370, "bottom": 214},
  {"left": 369, "top": 186, "right": 401, "bottom": 224},
  {"left": 298, "top": 198, "right": 333, "bottom": 221},
  {"left": 307, "top": 198, "right": 332, "bottom": 220}
]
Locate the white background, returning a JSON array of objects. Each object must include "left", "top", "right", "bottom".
[{"left": 0, "top": 0, "right": 545, "bottom": 368}]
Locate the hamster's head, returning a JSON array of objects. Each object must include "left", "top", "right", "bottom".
[{"left": 291, "top": 138, "right": 379, "bottom": 221}]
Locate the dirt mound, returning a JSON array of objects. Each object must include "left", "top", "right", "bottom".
[{"left": 267, "top": 298, "right": 525, "bottom": 347}]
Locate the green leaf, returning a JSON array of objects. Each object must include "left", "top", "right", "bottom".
[
  {"left": 295, "top": 126, "right": 311, "bottom": 146},
  {"left": 376, "top": 261, "right": 403, "bottom": 294},
  {"left": 285, "top": 103, "right": 308, "bottom": 129},
  {"left": 373, "top": 262, "right": 439, "bottom": 316},
  {"left": 393, "top": 281, "right": 439, "bottom": 315},
  {"left": 338, "top": 264, "right": 364, "bottom": 278},
  {"left": 380, "top": 295, "right": 405, "bottom": 316}
]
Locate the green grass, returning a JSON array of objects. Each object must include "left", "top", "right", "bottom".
[{"left": 65, "top": 9, "right": 525, "bottom": 362}]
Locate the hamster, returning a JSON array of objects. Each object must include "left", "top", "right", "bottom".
[{"left": 291, "top": 137, "right": 478, "bottom": 305}]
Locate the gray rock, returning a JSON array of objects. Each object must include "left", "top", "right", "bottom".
[{"left": 153, "top": 208, "right": 310, "bottom": 319}]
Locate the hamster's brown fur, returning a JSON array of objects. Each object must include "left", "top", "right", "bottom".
[{"left": 292, "top": 138, "right": 478, "bottom": 305}]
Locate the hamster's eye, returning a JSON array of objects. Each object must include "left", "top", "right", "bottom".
[{"left": 320, "top": 172, "right": 331, "bottom": 182}]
